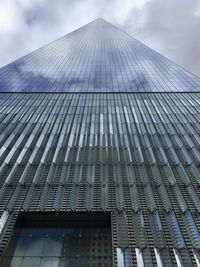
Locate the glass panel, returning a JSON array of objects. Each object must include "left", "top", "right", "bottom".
[
  {"left": 2, "top": 213, "right": 112, "bottom": 266},
  {"left": 21, "top": 257, "right": 41, "bottom": 267}
]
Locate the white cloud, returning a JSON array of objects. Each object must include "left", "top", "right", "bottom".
[
  {"left": 0, "top": 0, "right": 200, "bottom": 76},
  {"left": 122, "top": 0, "right": 200, "bottom": 76}
]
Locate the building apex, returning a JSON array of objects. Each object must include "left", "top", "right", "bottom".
[{"left": 0, "top": 18, "right": 199, "bottom": 93}]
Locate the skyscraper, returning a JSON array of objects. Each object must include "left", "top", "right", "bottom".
[{"left": 0, "top": 18, "right": 200, "bottom": 266}]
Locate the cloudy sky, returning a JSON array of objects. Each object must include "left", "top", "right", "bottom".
[{"left": 0, "top": 0, "right": 200, "bottom": 76}]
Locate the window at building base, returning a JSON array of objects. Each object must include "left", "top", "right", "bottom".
[{"left": 1, "top": 212, "right": 112, "bottom": 267}]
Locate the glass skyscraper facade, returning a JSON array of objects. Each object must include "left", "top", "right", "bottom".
[
  {"left": 1, "top": 18, "right": 200, "bottom": 93},
  {"left": 0, "top": 18, "right": 200, "bottom": 266}
]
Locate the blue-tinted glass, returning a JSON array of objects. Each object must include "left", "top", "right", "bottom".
[
  {"left": 7, "top": 227, "right": 112, "bottom": 266},
  {"left": 0, "top": 18, "right": 200, "bottom": 93}
]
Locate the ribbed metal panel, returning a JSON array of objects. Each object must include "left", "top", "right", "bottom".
[{"left": 0, "top": 92, "right": 199, "bottom": 266}]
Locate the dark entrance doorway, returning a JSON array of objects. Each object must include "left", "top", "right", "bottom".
[{"left": 1, "top": 212, "right": 113, "bottom": 267}]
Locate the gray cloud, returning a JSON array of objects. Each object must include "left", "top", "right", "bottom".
[
  {"left": 122, "top": 0, "right": 200, "bottom": 76},
  {"left": 0, "top": 0, "right": 200, "bottom": 76}
]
